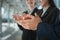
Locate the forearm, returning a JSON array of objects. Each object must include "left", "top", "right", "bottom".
[{"left": 36, "top": 22, "right": 60, "bottom": 40}]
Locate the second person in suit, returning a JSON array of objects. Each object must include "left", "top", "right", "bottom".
[{"left": 13, "top": 0, "right": 60, "bottom": 40}]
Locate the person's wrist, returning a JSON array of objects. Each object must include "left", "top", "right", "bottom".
[
  {"left": 31, "top": 23, "right": 38, "bottom": 30},
  {"left": 30, "top": 27, "right": 37, "bottom": 30},
  {"left": 34, "top": 21, "right": 42, "bottom": 30}
]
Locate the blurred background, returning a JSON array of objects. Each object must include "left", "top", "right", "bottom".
[{"left": 0, "top": 0, "right": 60, "bottom": 40}]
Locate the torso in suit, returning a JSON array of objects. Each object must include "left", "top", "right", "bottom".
[
  {"left": 37, "top": 6, "right": 60, "bottom": 40},
  {"left": 38, "top": 6, "right": 59, "bottom": 24},
  {"left": 18, "top": 7, "right": 39, "bottom": 40}
]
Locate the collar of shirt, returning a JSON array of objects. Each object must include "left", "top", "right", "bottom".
[
  {"left": 28, "top": 6, "right": 36, "bottom": 14},
  {"left": 41, "top": 6, "right": 50, "bottom": 17}
]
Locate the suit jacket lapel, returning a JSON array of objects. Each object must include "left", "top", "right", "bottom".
[{"left": 41, "top": 6, "right": 52, "bottom": 18}]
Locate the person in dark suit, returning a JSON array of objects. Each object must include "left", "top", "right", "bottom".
[
  {"left": 17, "top": 8, "right": 39, "bottom": 40},
  {"left": 13, "top": 0, "right": 60, "bottom": 40},
  {"left": 17, "top": 0, "right": 39, "bottom": 40}
]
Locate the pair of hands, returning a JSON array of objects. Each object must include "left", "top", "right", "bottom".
[{"left": 13, "top": 13, "right": 42, "bottom": 30}]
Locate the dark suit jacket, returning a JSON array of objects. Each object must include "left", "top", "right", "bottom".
[
  {"left": 18, "top": 7, "right": 39, "bottom": 40},
  {"left": 37, "top": 6, "right": 60, "bottom": 40}
]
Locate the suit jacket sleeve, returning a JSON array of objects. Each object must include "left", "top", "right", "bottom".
[{"left": 37, "top": 13, "right": 60, "bottom": 40}]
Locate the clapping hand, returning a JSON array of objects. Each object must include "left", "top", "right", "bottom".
[{"left": 13, "top": 13, "right": 42, "bottom": 30}]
